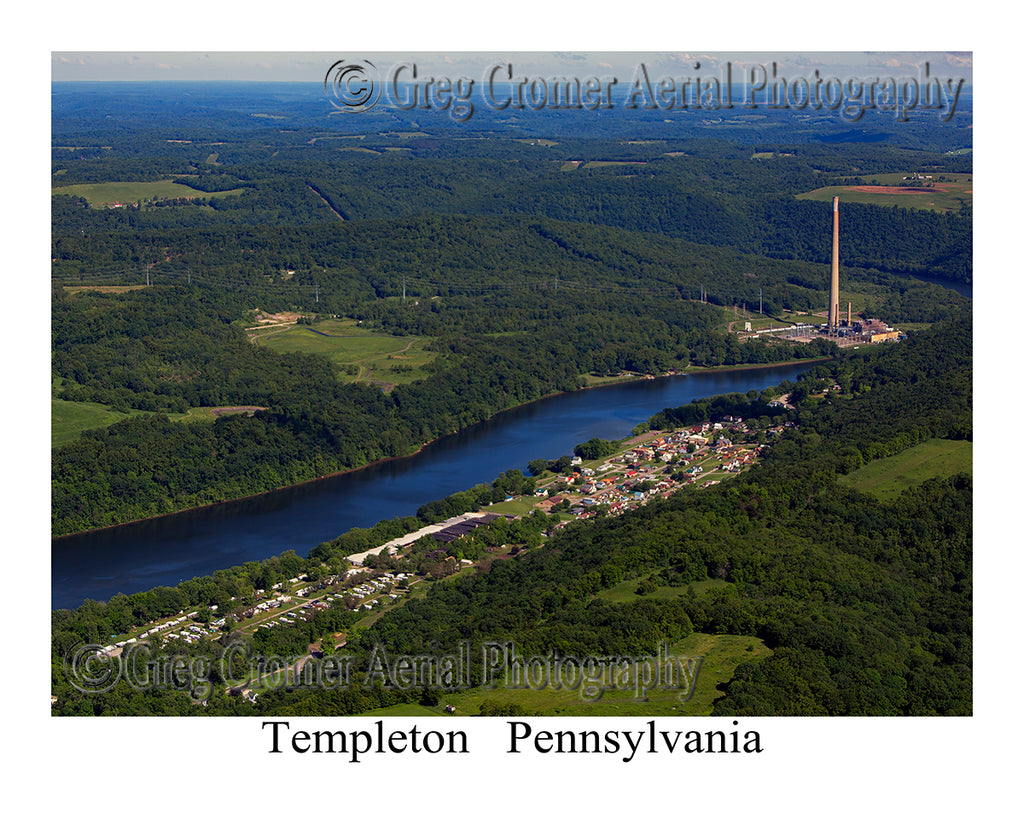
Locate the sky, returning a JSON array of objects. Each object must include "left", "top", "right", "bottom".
[{"left": 51, "top": 50, "right": 973, "bottom": 84}]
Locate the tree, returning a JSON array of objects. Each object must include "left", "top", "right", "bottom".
[
  {"left": 574, "top": 437, "right": 618, "bottom": 461},
  {"left": 527, "top": 458, "right": 549, "bottom": 477}
]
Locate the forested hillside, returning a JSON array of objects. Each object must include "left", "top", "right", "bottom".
[{"left": 53, "top": 135, "right": 972, "bottom": 282}]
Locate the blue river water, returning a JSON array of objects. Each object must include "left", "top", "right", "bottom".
[
  {"left": 911, "top": 273, "right": 972, "bottom": 299},
  {"left": 51, "top": 362, "right": 820, "bottom": 609}
]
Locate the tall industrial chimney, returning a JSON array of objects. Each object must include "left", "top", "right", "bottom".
[{"left": 829, "top": 196, "right": 840, "bottom": 329}]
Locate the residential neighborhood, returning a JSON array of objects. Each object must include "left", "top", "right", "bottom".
[
  {"left": 529, "top": 418, "right": 790, "bottom": 523},
  {"left": 92, "top": 413, "right": 794, "bottom": 694}
]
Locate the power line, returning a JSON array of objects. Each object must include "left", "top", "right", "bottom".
[{"left": 52, "top": 267, "right": 780, "bottom": 309}]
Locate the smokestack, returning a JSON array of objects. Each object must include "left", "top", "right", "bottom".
[
  {"left": 848, "top": 302, "right": 852, "bottom": 327},
  {"left": 829, "top": 197, "right": 840, "bottom": 329}
]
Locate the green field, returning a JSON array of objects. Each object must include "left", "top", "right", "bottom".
[
  {"left": 487, "top": 496, "right": 544, "bottom": 516},
  {"left": 597, "top": 575, "right": 729, "bottom": 605},
  {"left": 797, "top": 172, "right": 972, "bottom": 213},
  {"left": 423, "top": 632, "right": 770, "bottom": 716},
  {"left": 582, "top": 160, "right": 647, "bottom": 170},
  {"left": 252, "top": 319, "right": 436, "bottom": 389},
  {"left": 839, "top": 438, "right": 972, "bottom": 500},
  {"left": 358, "top": 703, "right": 444, "bottom": 717},
  {"left": 51, "top": 398, "right": 131, "bottom": 446},
  {"left": 52, "top": 179, "right": 244, "bottom": 206},
  {"left": 53, "top": 396, "right": 225, "bottom": 446}
]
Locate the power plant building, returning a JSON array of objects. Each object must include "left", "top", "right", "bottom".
[{"left": 747, "top": 193, "right": 903, "bottom": 347}]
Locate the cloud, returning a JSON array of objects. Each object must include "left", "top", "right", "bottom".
[{"left": 944, "top": 52, "right": 972, "bottom": 68}]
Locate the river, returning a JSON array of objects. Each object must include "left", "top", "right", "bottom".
[
  {"left": 52, "top": 362, "right": 819, "bottom": 609},
  {"left": 910, "top": 273, "right": 972, "bottom": 299}
]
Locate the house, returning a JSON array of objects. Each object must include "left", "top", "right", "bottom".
[{"left": 536, "top": 494, "right": 566, "bottom": 512}]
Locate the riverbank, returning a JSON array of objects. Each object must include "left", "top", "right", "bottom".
[
  {"left": 53, "top": 359, "right": 823, "bottom": 609},
  {"left": 54, "top": 357, "right": 829, "bottom": 541}
]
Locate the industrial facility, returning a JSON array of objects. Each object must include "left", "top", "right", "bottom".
[
  {"left": 737, "top": 196, "right": 904, "bottom": 347},
  {"left": 820, "top": 196, "right": 903, "bottom": 345}
]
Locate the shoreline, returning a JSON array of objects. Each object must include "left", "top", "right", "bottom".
[{"left": 52, "top": 356, "right": 827, "bottom": 541}]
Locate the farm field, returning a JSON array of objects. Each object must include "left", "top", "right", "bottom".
[
  {"left": 62, "top": 285, "right": 149, "bottom": 294},
  {"left": 797, "top": 172, "right": 972, "bottom": 213},
  {"left": 51, "top": 179, "right": 244, "bottom": 206},
  {"left": 838, "top": 438, "right": 972, "bottom": 500},
  {"left": 252, "top": 318, "right": 436, "bottom": 390}
]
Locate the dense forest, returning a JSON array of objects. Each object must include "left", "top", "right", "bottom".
[{"left": 52, "top": 137, "right": 972, "bottom": 282}]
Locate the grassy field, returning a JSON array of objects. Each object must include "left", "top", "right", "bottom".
[
  {"left": 422, "top": 632, "right": 769, "bottom": 716},
  {"left": 52, "top": 179, "right": 243, "bottom": 206},
  {"left": 52, "top": 392, "right": 236, "bottom": 447},
  {"left": 582, "top": 160, "right": 647, "bottom": 170},
  {"left": 797, "top": 172, "right": 972, "bottom": 213},
  {"left": 580, "top": 372, "right": 632, "bottom": 386},
  {"left": 487, "top": 496, "right": 544, "bottom": 516},
  {"left": 597, "top": 575, "right": 729, "bottom": 604},
  {"left": 62, "top": 285, "right": 149, "bottom": 295},
  {"left": 51, "top": 398, "right": 131, "bottom": 446},
  {"left": 358, "top": 703, "right": 445, "bottom": 717},
  {"left": 838, "top": 438, "right": 972, "bottom": 500},
  {"left": 252, "top": 318, "right": 436, "bottom": 389}
]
